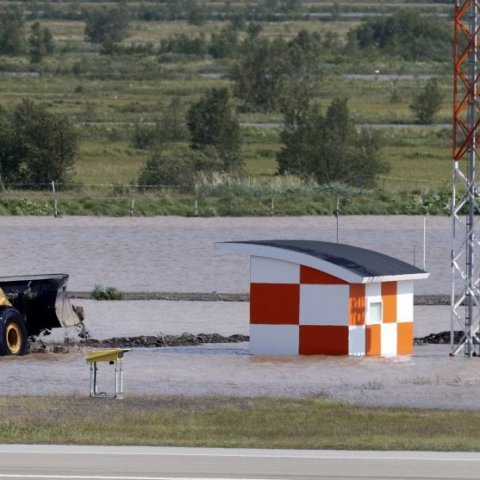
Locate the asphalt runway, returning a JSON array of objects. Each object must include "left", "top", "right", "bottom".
[{"left": 0, "top": 445, "right": 479, "bottom": 480}]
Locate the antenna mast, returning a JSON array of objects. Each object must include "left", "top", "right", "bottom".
[{"left": 451, "top": 0, "right": 480, "bottom": 355}]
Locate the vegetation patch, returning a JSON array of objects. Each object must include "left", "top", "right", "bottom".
[
  {"left": 0, "top": 4, "right": 456, "bottom": 214},
  {"left": 0, "top": 179, "right": 454, "bottom": 216},
  {"left": 1, "top": 395, "right": 480, "bottom": 450},
  {"left": 91, "top": 285, "right": 124, "bottom": 300}
]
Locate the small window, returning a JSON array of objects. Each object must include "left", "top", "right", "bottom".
[{"left": 369, "top": 302, "right": 382, "bottom": 324}]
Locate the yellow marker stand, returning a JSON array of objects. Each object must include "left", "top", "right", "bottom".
[{"left": 86, "top": 348, "right": 130, "bottom": 399}]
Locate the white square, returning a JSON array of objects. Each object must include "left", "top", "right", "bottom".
[
  {"left": 250, "top": 256, "right": 300, "bottom": 284},
  {"left": 299, "top": 285, "right": 349, "bottom": 326},
  {"left": 349, "top": 326, "right": 365, "bottom": 356},
  {"left": 381, "top": 323, "right": 397, "bottom": 357},
  {"left": 397, "top": 281, "right": 414, "bottom": 323},
  {"left": 366, "top": 282, "right": 382, "bottom": 301},
  {"left": 249, "top": 324, "right": 299, "bottom": 355}
]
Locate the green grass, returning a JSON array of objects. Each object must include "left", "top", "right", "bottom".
[
  {"left": 0, "top": 14, "right": 455, "bottom": 205},
  {"left": 0, "top": 395, "right": 479, "bottom": 450},
  {"left": 0, "top": 178, "right": 450, "bottom": 216},
  {"left": 70, "top": 126, "right": 452, "bottom": 193},
  {"left": 75, "top": 138, "right": 148, "bottom": 185}
]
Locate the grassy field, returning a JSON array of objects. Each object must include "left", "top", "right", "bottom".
[
  {"left": 69, "top": 125, "right": 452, "bottom": 191},
  {"left": 0, "top": 395, "right": 479, "bottom": 450},
  {"left": 0, "top": 6, "right": 456, "bottom": 212}
]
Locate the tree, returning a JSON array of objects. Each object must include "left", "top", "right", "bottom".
[
  {"left": 209, "top": 28, "right": 238, "bottom": 59},
  {"left": 281, "top": 0, "right": 302, "bottom": 14},
  {"left": 187, "top": 88, "right": 242, "bottom": 171},
  {"left": 29, "top": 22, "right": 55, "bottom": 64},
  {"left": 348, "top": 10, "right": 451, "bottom": 61},
  {"left": 158, "top": 97, "right": 187, "bottom": 143},
  {"left": 410, "top": 78, "right": 443, "bottom": 124},
  {"left": 132, "top": 98, "right": 187, "bottom": 149},
  {"left": 246, "top": 22, "right": 263, "bottom": 41},
  {"left": 0, "top": 113, "right": 26, "bottom": 190},
  {"left": 84, "top": 8, "right": 130, "bottom": 49},
  {"left": 0, "top": 7, "right": 25, "bottom": 55},
  {"left": 277, "top": 98, "right": 389, "bottom": 188},
  {"left": 0, "top": 100, "right": 78, "bottom": 188},
  {"left": 186, "top": 1, "right": 208, "bottom": 26},
  {"left": 231, "top": 38, "right": 289, "bottom": 112},
  {"left": 231, "top": 36, "right": 317, "bottom": 112}
]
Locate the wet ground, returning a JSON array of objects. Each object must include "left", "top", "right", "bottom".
[
  {"left": 1, "top": 215, "right": 473, "bottom": 407},
  {"left": 5, "top": 301, "right": 479, "bottom": 410},
  {"left": 45, "top": 301, "right": 449, "bottom": 341},
  {"left": 5, "top": 341, "right": 480, "bottom": 410}
]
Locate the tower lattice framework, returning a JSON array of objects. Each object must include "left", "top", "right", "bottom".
[{"left": 451, "top": 0, "right": 480, "bottom": 355}]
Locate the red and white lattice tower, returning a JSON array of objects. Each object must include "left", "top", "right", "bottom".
[{"left": 451, "top": 0, "right": 480, "bottom": 355}]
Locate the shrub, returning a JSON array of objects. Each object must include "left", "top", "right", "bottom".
[{"left": 91, "top": 285, "right": 124, "bottom": 300}]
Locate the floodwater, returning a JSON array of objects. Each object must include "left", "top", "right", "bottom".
[
  {"left": 49, "top": 301, "right": 448, "bottom": 342},
  {"left": 0, "top": 215, "right": 455, "bottom": 294},
  {"left": 0, "top": 215, "right": 473, "bottom": 408},
  {"left": 21, "top": 300, "right": 464, "bottom": 409},
  {"left": 5, "top": 342, "right": 480, "bottom": 409}
]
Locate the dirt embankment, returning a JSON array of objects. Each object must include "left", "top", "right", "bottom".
[
  {"left": 71, "top": 292, "right": 451, "bottom": 304},
  {"left": 30, "top": 333, "right": 249, "bottom": 353},
  {"left": 29, "top": 330, "right": 457, "bottom": 354},
  {"left": 414, "top": 331, "right": 466, "bottom": 345}
]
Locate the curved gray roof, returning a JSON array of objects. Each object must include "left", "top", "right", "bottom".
[{"left": 216, "top": 240, "right": 429, "bottom": 283}]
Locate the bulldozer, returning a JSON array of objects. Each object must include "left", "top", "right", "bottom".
[{"left": 0, "top": 273, "right": 82, "bottom": 355}]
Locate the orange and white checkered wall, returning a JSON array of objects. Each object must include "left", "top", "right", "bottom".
[{"left": 249, "top": 256, "right": 414, "bottom": 356}]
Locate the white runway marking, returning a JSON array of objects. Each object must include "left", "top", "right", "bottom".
[
  {"left": 0, "top": 447, "right": 480, "bottom": 463},
  {"left": 0, "top": 475, "right": 279, "bottom": 480}
]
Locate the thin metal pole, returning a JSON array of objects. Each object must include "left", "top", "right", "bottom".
[
  {"left": 451, "top": 161, "right": 457, "bottom": 354},
  {"left": 335, "top": 197, "right": 340, "bottom": 243},
  {"left": 51, "top": 180, "right": 58, "bottom": 218},
  {"left": 423, "top": 216, "right": 426, "bottom": 271},
  {"left": 465, "top": 1, "right": 477, "bottom": 356}
]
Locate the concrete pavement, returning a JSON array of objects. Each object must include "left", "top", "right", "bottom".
[{"left": 0, "top": 445, "right": 478, "bottom": 479}]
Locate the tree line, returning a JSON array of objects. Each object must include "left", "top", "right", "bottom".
[
  {"left": 86, "top": 8, "right": 452, "bottom": 63},
  {"left": 12, "top": 0, "right": 369, "bottom": 23},
  {"left": 0, "top": 7, "right": 452, "bottom": 63}
]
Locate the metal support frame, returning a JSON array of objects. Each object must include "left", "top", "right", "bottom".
[
  {"left": 89, "top": 359, "right": 125, "bottom": 399},
  {"left": 87, "top": 348, "right": 130, "bottom": 399},
  {"left": 451, "top": 0, "right": 480, "bottom": 355}
]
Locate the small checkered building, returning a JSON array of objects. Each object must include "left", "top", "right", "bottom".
[{"left": 216, "top": 240, "right": 429, "bottom": 356}]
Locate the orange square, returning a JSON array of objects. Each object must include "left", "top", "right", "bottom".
[
  {"left": 250, "top": 283, "right": 299, "bottom": 325},
  {"left": 366, "top": 324, "right": 381, "bottom": 356},
  {"left": 382, "top": 282, "right": 397, "bottom": 323},
  {"left": 300, "top": 265, "right": 346, "bottom": 284},
  {"left": 349, "top": 284, "right": 365, "bottom": 326},
  {"left": 299, "top": 325, "right": 349, "bottom": 355},
  {"left": 397, "top": 322, "right": 413, "bottom": 355}
]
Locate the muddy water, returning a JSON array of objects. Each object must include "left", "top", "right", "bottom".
[
  {"left": 0, "top": 214, "right": 466, "bottom": 407},
  {"left": 47, "top": 301, "right": 448, "bottom": 343},
  {"left": 5, "top": 344, "right": 480, "bottom": 409},
  {"left": 0, "top": 215, "right": 452, "bottom": 294}
]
